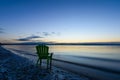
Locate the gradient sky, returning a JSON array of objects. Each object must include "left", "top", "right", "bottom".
[{"left": 0, "top": 0, "right": 120, "bottom": 43}]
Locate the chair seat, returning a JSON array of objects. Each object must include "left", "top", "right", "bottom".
[{"left": 39, "top": 55, "right": 51, "bottom": 59}]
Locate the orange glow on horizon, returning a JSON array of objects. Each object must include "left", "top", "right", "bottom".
[{"left": 49, "top": 38, "right": 120, "bottom": 43}]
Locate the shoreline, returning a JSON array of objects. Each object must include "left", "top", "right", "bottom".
[{"left": 0, "top": 46, "right": 89, "bottom": 80}]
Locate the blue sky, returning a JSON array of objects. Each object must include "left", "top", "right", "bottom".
[{"left": 0, "top": 0, "right": 120, "bottom": 43}]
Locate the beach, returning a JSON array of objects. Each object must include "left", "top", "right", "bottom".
[{"left": 0, "top": 46, "right": 89, "bottom": 80}]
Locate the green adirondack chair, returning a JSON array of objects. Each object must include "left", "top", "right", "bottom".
[{"left": 36, "top": 45, "right": 53, "bottom": 69}]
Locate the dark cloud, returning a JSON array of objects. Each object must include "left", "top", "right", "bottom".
[
  {"left": 16, "top": 38, "right": 30, "bottom": 41},
  {"left": 16, "top": 35, "right": 43, "bottom": 41},
  {"left": 27, "top": 35, "right": 41, "bottom": 39}
]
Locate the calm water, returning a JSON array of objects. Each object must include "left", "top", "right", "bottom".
[
  {"left": 4, "top": 45, "right": 120, "bottom": 58},
  {"left": 2, "top": 45, "right": 120, "bottom": 80},
  {"left": 3, "top": 45, "right": 120, "bottom": 72}
]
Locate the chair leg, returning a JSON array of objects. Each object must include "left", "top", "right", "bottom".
[
  {"left": 50, "top": 58, "right": 52, "bottom": 70},
  {"left": 36, "top": 58, "right": 39, "bottom": 65},
  {"left": 47, "top": 59, "right": 49, "bottom": 69},
  {"left": 40, "top": 59, "right": 42, "bottom": 66}
]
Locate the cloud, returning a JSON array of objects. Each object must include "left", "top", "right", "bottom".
[
  {"left": 0, "top": 28, "right": 4, "bottom": 33},
  {"left": 0, "top": 31, "right": 4, "bottom": 33},
  {"left": 52, "top": 32, "right": 55, "bottom": 34},
  {"left": 37, "top": 32, "right": 60, "bottom": 36},
  {"left": 16, "top": 35, "right": 43, "bottom": 41},
  {"left": 43, "top": 32, "right": 51, "bottom": 36},
  {"left": 0, "top": 28, "right": 3, "bottom": 30}
]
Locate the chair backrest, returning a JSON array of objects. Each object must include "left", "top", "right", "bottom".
[{"left": 36, "top": 45, "right": 49, "bottom": 57}]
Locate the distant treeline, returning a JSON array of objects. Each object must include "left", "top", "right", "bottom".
[{"left": 1, "top": 42, "right": 120, "bottom": 46}]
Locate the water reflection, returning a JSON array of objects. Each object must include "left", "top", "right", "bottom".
[
  {"left": 49, "top": 45, "right": 120, "bottom": 53},
  {"left": 49, "top": 45, "right": 120, "bottom": 60}
]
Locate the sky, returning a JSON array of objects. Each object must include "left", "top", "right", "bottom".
[{"left": 0, "top": 0, "right": 120, "bottom": 43}]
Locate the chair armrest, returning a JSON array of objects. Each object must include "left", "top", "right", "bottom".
[{"left": 50, "top": 53, "right": 53, "bottom": 57}]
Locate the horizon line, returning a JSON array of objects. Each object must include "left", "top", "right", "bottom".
[{"left": 1, "top": 42, "right": 120, "bottom": 45}]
